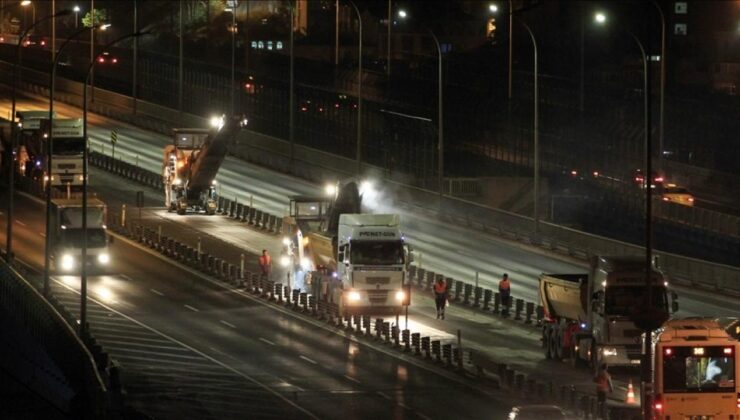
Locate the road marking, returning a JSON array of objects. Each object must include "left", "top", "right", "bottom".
[
  {"left": 343, "top": 374, "right": 360, "bottom": 384},
  {"left": 184, "top": 304, "right": 199, "bottom": 312},
  {"left": 39, "top": 232, "right": 46, "bottom": 237},
  {"left": 376, "top": 391, "right": 392, "bottom": 400},
  {"left": 398, "top": 402, "right": 411, "bottom": 410},
  {"left": 150, "top": 288, "right": 164, "bottom": 296},
  {"left": 119, "top": 274, "right": 134, "bottom": 281},
  {"left": 259, "top": 337, "right": 276, "bottom": 346},
  {"left": 15, "top": 220, "right": 26, "bottom": 226},
  {"left": 299, "top": 355, "right": 317, "bottom": 365},
  {"left": 220, "top": 320, "right": 236, "bottom": 329}
]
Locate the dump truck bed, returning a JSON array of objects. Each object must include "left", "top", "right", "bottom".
[{"left": 539, "top": 273, "right": 589, "bottom": 322}]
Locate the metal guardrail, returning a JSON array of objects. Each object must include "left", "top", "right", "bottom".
[
  {"left": 0, "top": 257, "right": 107, "bottom": 419},
  {"left": 2, "top": 62, "right": 738, "bottom": 295}
]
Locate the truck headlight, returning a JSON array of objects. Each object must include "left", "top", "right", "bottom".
[
  {"left": 61, "top": 254, "right": 75, "bottom": 271},
  {"left": 348, "top": 291, "right": 361, "bottom": 302},
  {"left": 395, "top": 290, "right": 406, "bottom": 302},
  {"left": 97, "top": 253, "right": 110, "bottom": 265},
  {"left": 602, "top": 347, "right": 618, "bottom": 357},
  {"left": 300, "top": 257, "right": 312, "bottom": 271}
]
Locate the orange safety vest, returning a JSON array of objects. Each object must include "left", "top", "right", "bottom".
[
  {"left": 433, "top": 282, "right": 447, "bottom": 295},
  {"left": 499, "top": 279, "right": 510, "bottom": 291},
  {"left": 594, "top": 370, "right": 611, "bottom": 392},
  {"left": 259, "top": 255, "right": 272, "bottom": 267}
]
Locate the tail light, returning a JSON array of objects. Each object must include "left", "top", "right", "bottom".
[
  {"left": 654, "top": 394, "right": 663, "bottom": 412},
  {"left": 662, "top": 197, "right": 669, "bottom": 201},
  {"left": 688, "top": 197, "right": 694, "bottom": 202}
]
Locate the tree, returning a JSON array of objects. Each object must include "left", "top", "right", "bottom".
[{"left": 81, "top": 8, "right": 108, "bottom": 27}]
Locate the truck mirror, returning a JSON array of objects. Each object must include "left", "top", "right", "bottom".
[
  {"left": 671, "top": 291, "right": 678, "bottom": 301},
  {"left": 338, "top": 252, "right": 344, "bottom": 262}
]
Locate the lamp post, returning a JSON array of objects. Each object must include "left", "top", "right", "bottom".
[
  {"left": 595, "top": 13, "right": 654, "bottom": 420},
  {"left": 397, "top": 10, "right": 444, "bottom": 199},
  {"left": 514, "top": 19, "right": 539, "bottom": 233},
  {"left": 79, "top": 31, "right": 149, "bottom": 334},
  {"left": 288, "top": 0, "right": 295, "bottom": 166},
  {"left": 386, "top": 0, "right": 391, "bottom": 77},
  {"left": 73, "top": 5, "right": 80, "bottom": 28},
  {"left": 348, "top": 1, "right": 362, "bottom": 175},
  {"left": 226, "top": 3, "right": 236, "bottom": 115},
  {"left": 6, "top": 8, "right": 70, "bottom": 264},
  {"left": 44, "top": 22, "right": 107, "bottom": 297},
  {"left": 649, "top": 0, "right": 666, "bottom": 174}
]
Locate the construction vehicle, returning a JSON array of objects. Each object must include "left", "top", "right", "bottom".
[
  {"left": 15, "top": 110, "right": 53, "bottom": 180},
  {"left": 539, "top": 255, "right": 679, "bottom": 371},
  {"left": 50, "top": 198, "right": 112, "bottom": 273},
  {"left": 284, "top": 181, "right": 411, "bottom": 316},
  {"left": 15, "top": 112, "right": 85, "bottom": 191},
  {"left": 162, "top": 115, "right": 246, "bottom": 215},
  {"left": 652, "top": 317, "right": 739, "bottom": 419}
]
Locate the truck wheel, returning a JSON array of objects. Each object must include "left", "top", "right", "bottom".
[
  {"left": 553, "top": 330, "right": 563, "bottom": 360},
  {"left": 549, "top": 330, "right": 561, "bottom": 361},
  {"left": 543, "top": 327, "right": 552, "bottom": 359}
]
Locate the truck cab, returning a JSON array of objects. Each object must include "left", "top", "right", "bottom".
[{"left": 50, "top": 198, "right": 112, "bottom": 273}]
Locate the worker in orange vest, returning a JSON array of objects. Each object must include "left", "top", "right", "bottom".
[
  {"left": 433, "top": 278, "right": 449, "bottom": 320},
  {"left": 499, "top": 273, "right": 511, "bottom": 315},
  {"left": 593, "top": 363, "right": 614, "bottom": 419},
  {"left": 259, "top": 249, "right": 272, "bottom": 278}
]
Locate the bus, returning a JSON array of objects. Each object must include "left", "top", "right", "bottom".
[{"left": 653, "top": 317, "right": 739, "bottom": 419}]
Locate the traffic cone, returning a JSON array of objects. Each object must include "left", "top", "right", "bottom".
[{"left": 626, "top": 380, "right": 636, "bottom": 404}]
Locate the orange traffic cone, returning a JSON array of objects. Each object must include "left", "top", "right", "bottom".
[{"left": 626, "top": 380, "right": 636, "bottom": 404}]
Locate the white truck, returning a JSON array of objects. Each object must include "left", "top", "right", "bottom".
[
  {"left": 50, "top": 198, "right": 112, "bottom": 273},
  {"left": 46, "top": 118, "right": 85, "bottom": 190},
  {"left": 286, "top": 182, "right": 411, "bottom": 316},
  {"left": 539, "top": 255, "right": 678, "bottom": 371}
]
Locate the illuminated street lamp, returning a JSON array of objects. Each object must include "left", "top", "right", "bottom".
[
  {"left": 78, "top": 30, "right": 149, "bottom": 334},
  {"left": 595, "top": 13, "right": 655, "bottom": 420},
  {"left": 397, "top": 10, "right": 444, "bottom": 199},
  {"left": 73, "top": 5, "right": 80, "bottom": 28},
  {"left": 347, "top": 0, "right": 363, "bottom": 175},
  {"left": 6, "top": 8, "right": 71, "bottom": 264}
]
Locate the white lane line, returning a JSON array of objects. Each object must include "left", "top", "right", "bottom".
[
  {"left": 15, "top": 220, "right": 26, "bottom": 226},
  {"left": 299, "top": 355, "right": 317, "bottom": 365},
  {"left": 398, "top": 402, "right": 411, "bottom": 410},
  {"left": 415, "top": 412, "right": 433, "bottom": 420},
  {"left": 343, "top": 374, "right": 360, "bottom": 384},
  {"left": 220, "top": 320, "right": 236, "bottom": 329},
  {"left": 376, "top": 391, "right": 392, "bottom": 400},
  {"left": 259, "top": 337, "right": 276, "bottom": 346},
  {"left": 39, "top": 232, "right": 46, "bottom": 237},
  {"left": 184, "top": 304, "right": 199, "bottom": 312},
  {"left": 119, "top": 274, "right": 134, "bottom": 281},
  {"left": 150, "top": 288, "right": 164, "bottom": 296}
]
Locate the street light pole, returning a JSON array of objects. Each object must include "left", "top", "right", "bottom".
[
  {"left": 507, "top": 0, "right": 513, "bottom": 99},
  {"left": 7, "top": 8, "right": 71, "bottom": 265},
  {"left": 335, "top": 0, "right": 339, "bottom": 66},
  {"left": 515, "top": 19, "right": 539, "bottom": 233},
  {"left": 627, "top": 30, "right": 654, "bottom": 420},
  {"left": 386, "top": 0, "right": 391, "bottom": 77},
  {"left": 289, "top": 0, "right": 295, "bottom": 166},
  {"left": 348, "top": 1, "right": 362, "bottom": 175},
  {"left": 429, "top": 30, "right": 443, "bottom": 198},
  {"left": 178, "top": 0, "right": 183, "bottom": 120},
  {"left": 650, "top": 0, "right": 666, "bottom": 174},
  {"left": 132, "top": 0, "right": 138, "bottom": 115},
  {"left": 46, "top": 22, "right": 103, "bottom": 297},
  {"left": 80, "top": 31, "right": 148, "bottom": 334},
  {"left": 230, "top": 4, "right": 235, "bottom": 115}
]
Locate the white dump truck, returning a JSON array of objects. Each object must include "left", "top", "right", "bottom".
[
  {"left": 539, "top": 255, "right": 678, "bottom": 371},
  {"left": 50, "top": 198, "right": 112, "bottom": 273},
  {"left": 286, "top": 181, "right": 411, "bottom": 316}
]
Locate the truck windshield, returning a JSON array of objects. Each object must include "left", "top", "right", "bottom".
[
  {"left": 62, "top": 228, "right": 107, "bottom": 248},
  {"left": 662, "top": 346, "right": 735, "bottom": 393},
  {"left": 350, "top": 240, "right": 404, "bottom": 265},
  {"left": 605, "top": 286, "right": 667, "bottom": 316},
  {"left": 54, "top": 137, "right": 85, "bottom": 155}
]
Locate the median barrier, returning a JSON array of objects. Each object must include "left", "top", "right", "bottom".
[
  {"left": 442, "top": 344, "right": 453, "bottom": 366},
  {"left": 473, "top": 286, "right": 482, "bottom": 307},
  {"left": 514, "top": 298, "right": 524, "bottom": 320},
  {"left": 431, "top": 340, "right": 442, "bottom": 362},
  {"left": 463, "top": 283, "right": 472, "bottom": 305},
  {"left": 525, "top": 302, "right": 534, "bottom": 324},
  {"left": 452, "top": 278, "right": 462, "bottom": 301}
]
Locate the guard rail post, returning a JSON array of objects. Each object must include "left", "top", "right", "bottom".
[
  {"left": 463, "top": 283, "right": 472, "bottom": 305},
  {"left": 308, "top": 295, "right": 316, "bottom": 315},
  {"left": 525, "top": 302, "right": 534, "bottom": 324},
  {"left": 443, "top": 344, "right": 452, "bottom": 366},
  {"left": 473, "top": 286, "right": 482, "bottom": 307},
  {"left": 431, "top": 340, "right": 441, "bottom": 363},
  {"left": 383, "top": 322, "right": 391, "bottom": 343},
  {"left": 536, "top": 305, "right": 545, "bottom": 325},
  {"left": 454, "top": 280, "right": 463, "bottom": 302},
  {"left": 402, "top": 329, "right": 411, "bottom": 352},
  {"left": 421, "top": 336, "right": 431, "bottom": 359},
  {"left": 392, "top": 325, "right": 400, "bottom": 347},
  {"left": 363, "top": 315, "right": 371, "bottom": 336},
  {"left": 375, "top": 318, "right": 383, "bottom": 340},
  {"left": 483, "top": 289, "right": 492, "bottom": 310},
  {"left": 412, "top": 332, "right": 421, "bottom": 355},
  {"left": 514, "top": 298, "right": 524, "bottom": 320}
]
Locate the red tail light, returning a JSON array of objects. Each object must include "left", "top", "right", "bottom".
[
  {"left": 98, "top": 57, "right": 105, "bottom": 63},
  {"left": 654, "top": 394, "right": 663, "bottom": 411}
]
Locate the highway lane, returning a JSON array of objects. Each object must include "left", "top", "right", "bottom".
[
  {"left": 2, "top": 90, "right": 736, "bottom": 321},
  {"left": 0, "top": 191, "right": 512, "bottom": 419}
]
